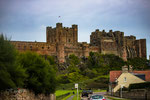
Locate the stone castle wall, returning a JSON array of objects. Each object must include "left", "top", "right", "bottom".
[
  {"left": 90, "top": 29, "right": 146, "bottom": 59},
  {"left": 11, "top": 23, "right": 147, "bottom": 63}
]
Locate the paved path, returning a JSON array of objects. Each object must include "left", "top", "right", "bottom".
[
  {"left": 66, "top": 95, "right": 75, "bottom": 100},
  {"left": 81, "top": 92, "right": 110, "bottom": 100}
]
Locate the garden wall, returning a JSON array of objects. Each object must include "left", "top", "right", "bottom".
[
  {"left": 112, "top": 89, "right": 150, "bottom": 100},
  {"left": 0, "top": 89, "right": 55, "bottom": 100}
]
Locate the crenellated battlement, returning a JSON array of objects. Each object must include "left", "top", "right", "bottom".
[
  {"left": 46, "top": 23, "right": 78, "bottom": 44},
  {"left": 90, "top": 28, "right": 146, "bottom": 59}
]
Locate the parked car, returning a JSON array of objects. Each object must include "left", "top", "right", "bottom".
[
  {"left": 89, "top": 94, "right": 106, "bottom": 100},
  {"left": 81, "top": 90, "right": 89, "bottom": 97},
  {"left": 87, "top": 90, "right": 93, "bottom": 94}
]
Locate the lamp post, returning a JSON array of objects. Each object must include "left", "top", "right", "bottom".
[
  {"left": 75, "top": 83, "right": 78, "bottom": 100},
  {"left": 120, "top": 85, "right": 124, "bottom": 98}
]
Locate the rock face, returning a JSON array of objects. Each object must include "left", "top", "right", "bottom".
[
  {"left": 11, "top": 23, "right": 147, "bottom": 63},
  {"left": 0, "top": 89, "right": 55, "bottom": 100}
]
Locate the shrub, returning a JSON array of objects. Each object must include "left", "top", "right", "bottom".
[
  {"left": 128, "top": 82, "right": 150, "bottom": 90},
  {"left": 0, "top": 34, "right": 27, "bottom": 91}
]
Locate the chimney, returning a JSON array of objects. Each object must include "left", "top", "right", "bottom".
[
  {"left": 129, "top": 65, "right": 133, "bottom": 72},
  {"left": 122, "top": 65, "right": 128, "bottom": 73}
]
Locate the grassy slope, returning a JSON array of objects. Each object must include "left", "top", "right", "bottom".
[
  {"left": 55, "top": 90, "right": 72, "bottom": 97},
  {"left": 57, "top": 75, "right": 109, "bottom": 90}
]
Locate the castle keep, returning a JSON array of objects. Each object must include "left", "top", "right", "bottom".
[{"left": 11, "top": 23, "right": 147, "bottom": 63}]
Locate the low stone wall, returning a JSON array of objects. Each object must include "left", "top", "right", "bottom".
[
  {"left": 0, "top": 89, "right": 56, "bottom": 100},
  {"left": 112, "top": 89, "right": 150, "bottom": 100}
]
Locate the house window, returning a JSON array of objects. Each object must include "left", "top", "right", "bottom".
[{"left": 124, "top": 77, "right": 127, "bottom": 82}]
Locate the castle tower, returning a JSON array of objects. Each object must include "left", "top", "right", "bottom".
[
  {"left": 122, "top": 47, "right": 127, "bottom": 61},
  {"left": 46, "top": 23, "right": 78, "bottom": 44}
]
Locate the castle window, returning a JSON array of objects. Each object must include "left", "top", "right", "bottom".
[
  {"left": 24, "top": 46, "right": 26, "bottom": 50},
  {"left": 30, "top": 46, "right": 32, "bottom": 50},
  {"left": 42, "top": 47, "right": 44, "bottom": 49},
  {"left": 18, "top": 46, "right": 20, "bottom": 49},
  {"left": 68, "top": 39, "right": 70, "bottom": 42}
]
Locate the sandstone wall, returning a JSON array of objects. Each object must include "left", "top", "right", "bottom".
[
  {"left": 0, "top": 89, "right": 55, "bottom": 100},
  {"left": 10, "top": 23, "right": 147, "bottom": 63}
]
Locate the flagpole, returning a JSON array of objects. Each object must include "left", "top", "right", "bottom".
[{"left": 58, "top": 16, "right": 61, "bottom": 22}]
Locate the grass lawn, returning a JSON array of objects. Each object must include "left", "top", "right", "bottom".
[
  {"left": 55, "top": 90, "right": 73, "bottom": 97},
  {"left": 93, "top": 89, "right": 106, "bottom": 92}
]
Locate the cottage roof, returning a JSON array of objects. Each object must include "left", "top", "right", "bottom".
[{"left": 110, "top": 70, "right": 150, "bottom": 82}]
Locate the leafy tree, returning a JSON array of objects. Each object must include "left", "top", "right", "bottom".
[
  {"left": 66, "top": 54, "right": 81, "bottom": 73},
  {"left": 127, "top": 57, "right": 149, "bottom": 70},
  {"left": 102, "top": 54, "right": 125, "bottom": 72},
  {"left": 47, "top": 56, "right": 58, "bottom": 72},
  {"left": 86, "top": 52, "right": 125, "bottom": 75},
  {"left": 57, "top": 74, "right": 71, "bottom": 84},
  {"left": 18, "top": 52, "right": 57, "bottom": 94},
  {"left": 67, "top": 72, "right": 86, "bottom": 82},
  {"left": 0, "top": 34, "right": 27, "bottom": 90},
  {"left": 68, "top": 54, "right": 80, "bottom": 65},
  {"left": 87, "top": 52, "right": 103, "bottom": 69}
]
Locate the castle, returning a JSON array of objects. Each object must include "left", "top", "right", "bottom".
[{"left": 11, "top": 23, "right": 147, "bottom": 63}]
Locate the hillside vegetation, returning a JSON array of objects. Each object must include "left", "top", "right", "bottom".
[{"left": 1, "top": 34, "right": 149, "bottom": 94}]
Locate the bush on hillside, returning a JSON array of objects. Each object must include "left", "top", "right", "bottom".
[
  {"left": 18, "top": 52, "right": 57, "bottom": 94},
  {"left": 0, "top": 34, "right": 27, "bottom": 91}
]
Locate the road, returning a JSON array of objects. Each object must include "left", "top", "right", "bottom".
[
  {"left": 81, "top": 92, "right": 110, "bottom": 100},
  {"left": 67, "top": 95, "right": 75, "bottom": 100}
]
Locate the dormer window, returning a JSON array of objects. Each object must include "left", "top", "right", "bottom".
[{"left": 124, "top": 77, "right": 127, "bottom": 82}]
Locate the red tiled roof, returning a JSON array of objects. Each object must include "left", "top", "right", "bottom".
[
  {"left": 109, "top": 70, "right": 150, "bottom": 82},
  {"left": 109, "top": 71, "right": 122, "bottom": 82},
  {"left": 133, "top": 71, "right": 150, "bottom": 81}
]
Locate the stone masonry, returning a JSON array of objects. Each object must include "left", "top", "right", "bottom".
[
  {"left": 0, "top": 89, "right": 55, "bottom": 100},
  {"left": 11, "top": 23, "right": 147, "bottom": 63}
]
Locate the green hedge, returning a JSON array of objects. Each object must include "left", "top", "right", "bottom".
[{"left": 128, "top": 82, "right": 150, "bottom": 90}]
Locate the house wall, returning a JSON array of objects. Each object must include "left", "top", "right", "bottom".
[{"left": 113, "top": 73, "right": 145, "bottom": 92}]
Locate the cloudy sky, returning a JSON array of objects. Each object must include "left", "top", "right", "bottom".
[{"left": 0, "top": 0, "right": 150, "bottom": 58}]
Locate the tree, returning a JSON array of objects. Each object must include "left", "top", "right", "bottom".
[
  {"left": 66, "top": 54, "right": 81, "bottom": 73},
  {"left": 18, "top": 52, "right": 57, "bottom": 94},
  {"left": 127, "top": 57, "right": 149, "bottom": 70},
  {"left": 47, "top": 55, "right": 58, "bottom": 72},
  {"left": 0, "top": 34, "right": 27, "bottom": 90},
  {"left": 86, "top": 52, "right": 125, "bottom": 75},
  {"left": 102, "top": 54, "right": 125, "bottom": 70}
]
